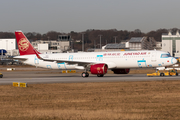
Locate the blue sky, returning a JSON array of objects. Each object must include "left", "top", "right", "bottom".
[{"left": 0, "top": 0, "right": 180, "bottom": 33}]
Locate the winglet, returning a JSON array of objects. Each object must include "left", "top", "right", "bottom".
[{"left": 33, "top": 49, "right": 42, "bottom": 60}]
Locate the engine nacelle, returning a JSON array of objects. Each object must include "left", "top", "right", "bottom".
[
  {"left": 112, "top": 68, "right": 130, "bottom": 74},
  {"left": 90, "top": 64, "right": 108, "bottom": 75}
]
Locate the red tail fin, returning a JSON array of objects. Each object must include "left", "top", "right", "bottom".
[{"left": 15, "top": 30, "right": 40, "bottom": 55}]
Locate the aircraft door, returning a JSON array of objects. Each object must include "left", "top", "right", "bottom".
[
  {"left": 34, "top": 56, "right": 39, "bottom": 66},
  {"left": 151, "top": 52, "right": 156, "bottom": 62}
]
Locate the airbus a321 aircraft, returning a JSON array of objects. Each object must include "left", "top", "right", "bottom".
[{"left": 14, "top": 30, "right": 177, "bottom": 77}]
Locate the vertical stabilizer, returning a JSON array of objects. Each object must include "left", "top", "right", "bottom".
[{"left": 15, "top": 30, "right": 40, "bottom": 55}]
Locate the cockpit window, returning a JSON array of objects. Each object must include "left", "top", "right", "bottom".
[{"left": 161, "top": 54, "right": 171, "bottom": 58}]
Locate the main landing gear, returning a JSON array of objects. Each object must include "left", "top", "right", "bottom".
[
  {"left": 97, "top": 74, "right": 104, "bottom": 77},
  {"left": 81, "top": 65, "right": 105, "bottom": 78},
  {"left": 81, "top": 72, "right": 89, "bottom": 78},
  {"left": 81, "top": 72, "right": 104, "bottom": 78}
]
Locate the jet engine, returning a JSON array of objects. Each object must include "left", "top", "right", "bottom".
[
  {"left": 112, "top": 68, "right": 130, "bottom": 74},
  {"left": 90, "top": 64, "right": 108, "bottom": 75}
]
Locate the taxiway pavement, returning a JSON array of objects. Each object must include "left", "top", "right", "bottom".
[{"left": 0, "top": 69, "right": 180, "bottom": 84}]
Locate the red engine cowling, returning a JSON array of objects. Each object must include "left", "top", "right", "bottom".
[
  {"left": 112, "top": 68, "right": 130, "bottom": 74},
  {"left": 90, "top": 64, "right": 108, "bottom": 75}
]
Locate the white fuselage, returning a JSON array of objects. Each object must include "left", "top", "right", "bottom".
[{"left": 15, "top": 50, "right": 176, "bottom": 70}]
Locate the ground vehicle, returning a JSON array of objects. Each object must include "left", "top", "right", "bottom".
[
  {"left": 147, "top": 69, "right": 178, "bottom": 77},
  {"left": 0, "top": 72, "right": 3, "bottom": 78},
  {"left": 169, "top": 69, "right": 178, "bottom": 76},
  {"left": 147, "top": 71, "right": 169, "bottom": 77}
]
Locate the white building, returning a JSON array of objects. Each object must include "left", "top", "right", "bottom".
[
  {"left": 31, "top": 35, "right": 70, "bottom": 52},
  {"left": 38, "top": 44, "right": 49, "bottom": 50},
  {"left": 0, "top": 39, "right": 17, "bottom": 56},
  {"left": 0, "top": 39, "right": 16, "bottom": 50},
  {"left": 162, "top": 30, "right": 180, "bottom": 57}
]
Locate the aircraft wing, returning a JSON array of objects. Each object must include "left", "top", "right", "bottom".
[
  {"left": 33, "top": 49, "right": 117, "bottom": 68},
  {"left": 33, "top": 49, "right": 93, "bottom": 66},
  {"left": 43, "top": 58, "right": 92, "bottom": 66}
]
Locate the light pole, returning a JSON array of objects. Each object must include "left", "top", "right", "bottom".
[
  {"left": 94, "top": 40, "right": 96, "bottom": 49},
  {"left": 82, "top": 33, "right": 85, "bottom": 51},
  {"left": 114, "top": 36, "right": 117, "bottom": 44},
  {"left": 99, "top": 35, "right": 102, "bottom": 49}
]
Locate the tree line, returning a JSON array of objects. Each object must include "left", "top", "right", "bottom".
[{"left": 0, "top": 28, "right": 179, "bottom": 51}]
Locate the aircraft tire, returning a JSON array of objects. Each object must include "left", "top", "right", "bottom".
[
  {"left": 97, "top": 74, "right": 104, "bottom": 77},
  {"left": 82, "top": 72, "right": 89, "bottom": 78},
  {"left": 85, "top": 72, "right": 89, "bottom": 77},
  {"left": 82, "top": 72, "right": 86, "bottom": 78},
  {"left": 160, "top": 73, "right": 164, "bottom": 76}
]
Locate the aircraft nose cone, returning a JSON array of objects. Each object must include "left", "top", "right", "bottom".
[{"left": 173, "top": 58, "right": 177, "bottom": 64}]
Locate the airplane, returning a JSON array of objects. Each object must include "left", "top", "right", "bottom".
[{"left": 13, "top": 30, "right": 177, "bottom": 77}]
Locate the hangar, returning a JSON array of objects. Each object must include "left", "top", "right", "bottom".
[{"left": 162, "top": 30, "right": 180, "bottom": 57}]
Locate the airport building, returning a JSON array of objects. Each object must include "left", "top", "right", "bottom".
[
  {"left": 94, "top": 36, "right": 160, "bottom": 52},
  {"left": 162, "top": 30, "right": 180, "bottom": 57},
  {"left": 0, "top": 39, "right": 19, "bottom": 56},
  {"left": 0, "top": 35, "right": 71, "bottom": 56},
  {"left": 31, "top": 35, "right": 71, "bottom": 53},
  {"left": 0, "top": 39, "right": 16, "bottom": 50},
  {"left": 128, "top": 37, "right": 157, "bottom": 50}
]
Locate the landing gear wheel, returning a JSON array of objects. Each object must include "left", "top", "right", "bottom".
[
  {"left": 97, "top": 74, "right": 104, "bottom": 77},
  {"left": 160, "top": 73, "right": 164, "bottom": 76},
  {"left": 86, "top": 72, "right": 89, "bottom": 77},
  {"left": 81, "top": 72, "right": 89, "bottom": 78}
]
